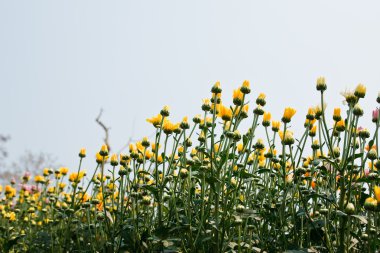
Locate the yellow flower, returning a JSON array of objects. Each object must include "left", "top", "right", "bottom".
[
  {"left": 48, "top": 187, "right": 55, "bottom": 194},
  {"left": 151, "top": 143, "right": 161, "bottom": 152},
  {"left": 262, "top": 112, "right": 271, "bottom": 127},
  {"left": 213, "top": 144, "right": 220, "bottom": 153},
  {"left": 271, "top": 120, "right": 281, "bottom": 132},
  {"left": 59, "top": 182, "right": 66, "bottom": 190},
  {"left": 364, "top": 197, "right": 377, "bottom": 210},
  {"left": 354, "top": 83, "right": 366, "bottom": 98},
  {"left": 180, "top": 116, "right": 190, "bottom": 129},
  {"left": 145, "top": 149, "right": 153, "bottom": 159},
  {"left": 6, "top": 211, "right": 16, "bottom": 221},
  {"left": 110, "top": 154, "right": 119, "bottom": 166},
  {"left": 59, "top": 167, "right": 69, "bottom": 175},
  {"left": 307, "top": 107, "right": 315, "bottom": 119},
  {"left": 136, "top": 142, "right": 145, "bottom": 153},
  {"left": 160, "top": 105, "right": 170, "bottom": 117},
  {"left": 233, "top": 89, "right": 244, "bottom": 106},
  {"left": 100, "top": 144, "right": 109, "bottom": 156},
  {"left": 211, "top": 81, "right": 222, "bottom": 94},
  {"left": 210, "top": 103, "right": 220, "bottom": 114},
  {"left": 69, "top": 171, "right": 85, "bottom": 183},
  {"left": 146, "top": 114, "right": 163, "bottom": 127},
  {"left": 374, "top": 186, "right": 380, "bottom": 202},
  {"left": 256, "top": 93, "right": 266, "bottom": 106},
  {"left": 333, "top": 107, "right": 341, "bottom": 121},
  {"left": 79, "top": 148, "right": 86, "bottom": 158},
  {"left": 282, "top": 107, "right": 296, "bottom": 123},
  {"left": 336, "top": 119, "right": 345, "bottom": 132},
  {"left": 309, "top": 125, "right": 317, "bottom": 136},
  {"left": 304, "top": 118, "right": 316, "bottom": 127},
  {"left": 96, "top": 152, "right": 108, "bottom": 163},
  {"left": 316, "top": 76, "right": 326, "bottom": 91},
  {"left": 202, "top": 98, "right": 211, "bottom": 111},
  {"left": 43, "top": 168, "right": 50, "bottom": 176},
  {"left": 162, "top": 120, "right": 180, "bottom": 135},
  {"left": 177, "top": 146, "right": 184, "bottom": 154},
  {"left": 34, "top": 175, "right": 45, "bottom": 184},
  {"left": 240, "top": 80, "right": 251, "bottom": 94},
  {"left": 242, "top": 104, "right": 249, "bottom": 115},
  {"left": 279, "top": 130, "right": 294, "bottom": 145},
  {"left": 218, "top": 104, "right": 232, "bottom": 121},
  {"left": 155, "top": 154, "right": 164, "bottom": 163},
  {"left": 236, "top": 143, "right": 244, "bottom": 153}
]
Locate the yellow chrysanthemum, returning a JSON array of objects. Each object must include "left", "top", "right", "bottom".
[
  {"left": 218, "top": 104, "right": 232, "bottom": 121},
  {"left": 282, "top": 107, "right": 296, "bottom": 123},
  {"left": 146, "top": 114, "right": 163, "bottom": 127}
]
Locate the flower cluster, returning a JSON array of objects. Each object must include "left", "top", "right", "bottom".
[{"left": 1, "top": 79, "right": 379, "bottom": 252}]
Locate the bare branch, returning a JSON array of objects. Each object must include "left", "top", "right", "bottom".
[{"left": 95, "top": 108, "right": 111, "bottom": 152}]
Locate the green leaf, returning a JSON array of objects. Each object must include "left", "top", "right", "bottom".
[
  {"left": 346, "top": 153, "right": 363, "bottom": 163},
  {"left": 240, "top": 170, "right": 255, "bottom": 178},
  {"left": 351, "top": 215, "right": 368, "bottom": 224},
  {"left": 257, "top": 168, "right": 271, "bottom": 174}
]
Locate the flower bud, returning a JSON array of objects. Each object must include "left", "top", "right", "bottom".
[
  {"left": 316, "top": 76, "right": 327, "bottom": 92},
  {"left": 179, "top": 168, "right": 189, "bottom": 179},
  {"left": 311, "top": 140, "right": 320, "bottom": 150},
  {"left": 367, "top": 149, "right": 377, "bottom": 161},
  {"left": 236, "top": 204, "right": 245, "bottom": 213},
  {"left": 160, "top": 105, "right": 170, "bottom": 117},
  {"left": 118, "top": 166, "right": 128, "bottom": 176},
  {"left": 336, "top": 120, "right": 345, "bottom": 132},
  {"left": 240, "top": 80, "right": 251, "bottom": 94},
  {"left": 333, "top": 146, "right": 340, "bottom": 157},
  {"left": 373, "top": 109, "right": 379, "bottom": 123},
  {"left": 364, "top": 197, "right": 377, "bottom": 211},
  {"left": 359, "top": 128, "right": 370, "bottom": 139},
  {"left": 79, "top": 148, "right": 86, "bottom": 158},
  {"left": 253, "top": 105, "right": 264, "bottom": 115},
  {"left": 354, "top": 83, "right": 366, "bottom": 98},
  {"left": 201, "top": 99, "right": 211, "bottom": 111},
  {"left": 233, "top": 89, "right": 244, "bottom": 106},
  {"left": 333, "top": 108, "right": 341, "bottom": 122},
  {"left": 211, "top": 81, "right": 222, "bottom": 94},
  {"left": 353, "top": 104, "right": 363, "bottom": 116},
  {"left": 345, "top": 202, "right": 355, "bottom": 215},
  {"left": 100, "top": 144, "right": 109, "bottom": 157},
  {"left": 110, "top": 154, "right": 119, "bottom": 166},
  {"left": 141, "top": 195, "right": 151, "bottom": 206},
  {"left": 271, "top": 121, "right": 280, "bottom": 132},
  {"left": 233, "top": 130, "right": 241, "bottom": 142},
  {"left": 256, "top": 93, "right": 266, "bottom": 106}
]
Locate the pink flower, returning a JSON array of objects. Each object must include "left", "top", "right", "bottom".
[
  {"left": 373, "top": 108, "right": 379, "bottom": 122},
  {"left": 31, "top": 185, "right": 38, "bottom": 193},
  {"left": 21, "top": 184, "right": 32, "bottom": 192}
]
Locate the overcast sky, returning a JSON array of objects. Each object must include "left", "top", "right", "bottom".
[{"left": 1, "top": 1, "right": 380, "bottom": 173}]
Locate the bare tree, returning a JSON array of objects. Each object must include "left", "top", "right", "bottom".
[{"left": 0, "top": 150, "right": 59, "bottom": 184}]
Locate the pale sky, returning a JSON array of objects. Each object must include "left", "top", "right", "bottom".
[{"left": 1, "top": 1, "right": 380, "bottom": 173}]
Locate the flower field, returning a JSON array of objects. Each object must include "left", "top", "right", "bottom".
[{"left": 1, "top": 79, "right": 380, "bottom": 252}]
